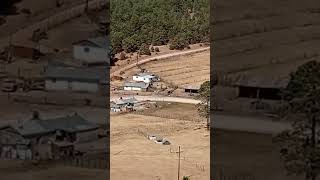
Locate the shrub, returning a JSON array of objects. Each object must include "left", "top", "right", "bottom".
[
  {"left": 139, "top": 43, "right": 151, "bottom": 55},
  {"left": 119, "top": 52, "right": 126, "bottom": 60},
  {"left": 155, "top": 47, "right": 160, "bottom": 52}
]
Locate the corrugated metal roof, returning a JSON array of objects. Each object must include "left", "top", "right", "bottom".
[
  {"left": 116, "top": 97, "right": 138, "bottom": 105},
  {"left": 45, "top": 65, "right": 107, "bottom": 83},
  {"left": 11, "top": 114, "right": 99, "bottom": 137},
  {"left": 123, "top": 82, "right": 149, "bottom": 89}
]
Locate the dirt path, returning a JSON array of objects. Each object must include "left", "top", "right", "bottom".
[
  {"left": 110, "top": 95, "right": 201, "bottom": 104},
  {"left": 111, "top": 47, "right": 210, "bottom": 76}
]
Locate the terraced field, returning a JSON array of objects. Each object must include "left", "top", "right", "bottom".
[
  {"left": 140, "top": 50, "right": 210, "bottom": 88},
  {"left": 212, "top": 0, "right": 320, "bottom": 78}
]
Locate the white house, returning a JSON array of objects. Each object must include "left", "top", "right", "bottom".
[
  {"left": 123, "top": 82, "right": 149, "bottom": 91},
  {"left": 72, "top": 36, "right": 109, "bottom": 66},
  {"left": 44, "top": 65, "right": 107, "bottom": 94},
  {"left": 132, "top": 72, "right": 159, "bottom": 83}
]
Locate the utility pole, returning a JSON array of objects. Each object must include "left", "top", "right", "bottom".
[{"left": 178, "top": 146, "right": 181, "bottom": 180}]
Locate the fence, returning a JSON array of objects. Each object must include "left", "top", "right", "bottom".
[{"left": 61, "top": 156, "right": 109, "bottom": 169}]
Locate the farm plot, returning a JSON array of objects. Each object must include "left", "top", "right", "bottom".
[
  {"left": 111, "top": 111, "right": 210, "bottom": 180},
  {"left": 139, "top": 50, "right": 210, "bottom": 88}
]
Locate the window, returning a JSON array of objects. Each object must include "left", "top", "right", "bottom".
[{"left": 84, "top": 47, "right": 90, "bottom": 52}]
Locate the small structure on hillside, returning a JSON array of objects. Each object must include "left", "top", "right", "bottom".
[
  {"left": 44, "top": 65, "right": 108, "bottom": 94},
  {"left": 110, "top": 97, "right": 139, "bottom": 112},
  {"left": 123, "top": 82, "right": 149, "bottom": 91},
  {"left": 148, "top": 134, "right": 170, "bottom": 145},
  {"left": 0, "top": 113, "right": 99, "bottom": 160},
  {"left": 183, "top": 85, "right": 201, "bottom": 94},
  {"left": 72, "top": 36, "right": 109, "bottom": 66},
  {"left": 132, "top": 72, "right": 159, "bottom": 84}
]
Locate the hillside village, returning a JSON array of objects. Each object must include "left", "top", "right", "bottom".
[{"left": 0, "top": 0, "right": 109, "bottom": 179}]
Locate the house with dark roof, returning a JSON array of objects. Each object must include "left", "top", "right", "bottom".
[
  {"left": 72, "top": 36, "right": 109, "bottom": 66},
  {"left": 44, "top": 65, "right": 108, "bottom": 94},
  {"left": 123, "top": 82, "right": 149, "bottom": 91},
  {"left": 0, "top": 113, "right": 100, "bottom": 160}
]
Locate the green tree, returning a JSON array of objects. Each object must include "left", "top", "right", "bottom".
[
  {"left": 183, "top": 176, "right": 190, "bottom": 180},
  {"left": 110, "top": 0, "right": 209, "bottom": 54},
  {"left": 274, "top": 60, "right": 320, "bottom": 180},
  {"left": 196, "top": 81, "right": 210, "bottom": 129}
]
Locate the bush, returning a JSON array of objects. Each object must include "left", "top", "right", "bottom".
[
  {"left": 183, "top": 176, "right": 190, "bottom": 180},
  {"left": 155, "top": 47, "right": 160, "bottom": 52},
  {"left": 150, "top": 46, "right": 154, "bottom": 52},
  {"left": 119, "top": 52, "right": 127, "bottom": 60},
  {"left": 139, "top": 43, "right": 151, "bottom": 55}
]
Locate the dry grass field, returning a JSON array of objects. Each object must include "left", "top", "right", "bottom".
[
  {"left": 111, "top": 102, "right": 210, "bottom": 180},
  {"left": 123, "top": 50, "right": 210, "bottom": 89},
  {"left": 212, "top": 0, "right": 320, "bottom": 76}
]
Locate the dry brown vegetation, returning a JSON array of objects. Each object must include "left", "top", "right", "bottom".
[
  {"left": 122, "top": 50, "right": 210, "bottom": 89},
  {"left": 212, "top": 0, "right": 320, "bottom": 79},
  {"left": 111, "top": 102, "right": 209, "bottom": 180}
]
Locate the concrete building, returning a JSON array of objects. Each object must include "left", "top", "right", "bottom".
[
  {"left": 44, "top": 65, "right": 107, "bottom": 94},
  {"left": 72, "top": 36, "right": 109, "bottom": 66},
  {"left": 132, "top": 72, "right": 159, "bottom": 83},
  {"left": 0, "top": 113, "right": 99, "bottom": 160},
  {"left": 123, "top": 82, "right": 149, "bottom": 91}
]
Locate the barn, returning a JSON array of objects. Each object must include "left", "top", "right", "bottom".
[
  {"left": 44, "top": 65, "right": 107, "bottom": 94},
  {"left": 72, "top": 36, "right": 109, "bottom": 66},
  {"left": 0, "top": 113, "right": 99, "bottom": 160}
]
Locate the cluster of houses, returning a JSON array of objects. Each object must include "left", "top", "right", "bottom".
[
  {"left": 110, "top": 97, "right": 140, "bottom": 112},
  {"left": 123, "top": 72, "right": 159, "bottom": 92},
  {"left": 0, "top": 112, "right": 101, "bottom": 160}
]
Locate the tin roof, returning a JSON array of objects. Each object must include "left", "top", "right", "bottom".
[
  {"left": 116, "top": 97, "right": 138, "bottom": 105},
  {"left": 45, "top": 65, "right": 107, "bottom": 83},
  {"left": 11, "top": 114, "right": 99, "bottom": 137},
  {"left": 123, "top": 82, "right": 149, "bottom": 89}
]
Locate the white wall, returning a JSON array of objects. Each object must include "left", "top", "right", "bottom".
[
  {"left": 71, "top": 81, "right": 98, "bottom": 92},
  {"left": 45, "top": 80, "right": 69, "bottom": 91},
  {"left": 46, "top": 80, "right": 99, "bottom": 93},
  {"left": 124, "top": 86, "right": 142, "bottom": 91},
  {"left": 73, "top": 45, "right": 108, "bottom": 64}
]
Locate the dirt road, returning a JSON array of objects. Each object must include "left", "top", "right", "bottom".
[
  {"left": 111, "top": 47, "right": 210, "bottom": 76},
  {"left": 110, "top": 95, "right": 201, "bottom": 104}
]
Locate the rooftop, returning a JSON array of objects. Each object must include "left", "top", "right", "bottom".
[
  {"left": 123, "top": 82, "right": 149, "bottom": 89},
  {"left": 10, "top": 113, "right": 99, "bottom": 137},
  {"left": 45, "top": 65, "right": 107, "bottom": 83},
  {"left": 116, "top": 97, "right": 138, "bottom": 105},
  {"left": 73, "top": 36, "right": 109, "bottom": 50}
]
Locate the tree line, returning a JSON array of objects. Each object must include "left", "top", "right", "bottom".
[{"left": 110, "top": 0, "right": 209, "bottom": 56}]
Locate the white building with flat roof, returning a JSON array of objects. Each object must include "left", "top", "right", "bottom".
[{"left": 133, "top": 72, "right": 159, "bottom": 83}]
